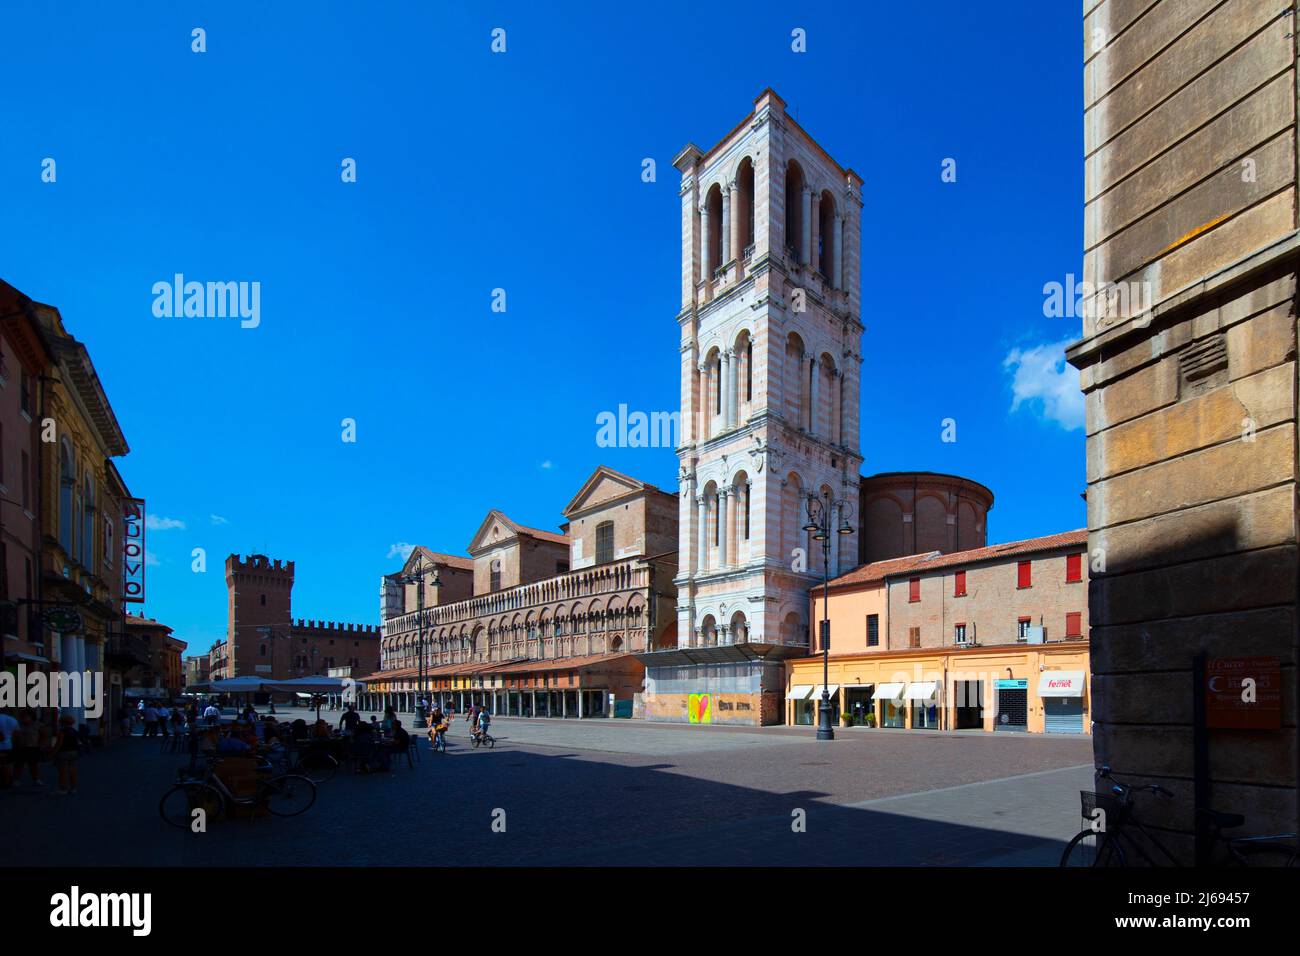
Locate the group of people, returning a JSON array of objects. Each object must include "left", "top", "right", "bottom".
[
  {"left": 123, "top": 699, "right": 193, "bottom": 738},
  {"left": 335, "top": 703, "right": 410, "bottom": 772},
  {"left": 423, "top": 699, "right": 492, "bottom": 748},
  {"left": 0, "top": 708, "right": 85, "bottom": 795}
]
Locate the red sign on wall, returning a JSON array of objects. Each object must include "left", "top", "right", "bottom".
[{"left": 1206, "top": 657, "right": 1281, "bottom": 730}]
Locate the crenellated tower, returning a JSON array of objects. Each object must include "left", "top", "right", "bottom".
[{"left": 225, "top": 553, "right": 295, "bottom": 677}]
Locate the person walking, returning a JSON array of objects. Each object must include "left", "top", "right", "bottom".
[
  {"left": 12, "top": 710, "right": 47, "bottom": 788},
  {"left": 0, "top": 708, "right": 19, "bottom": 791},
  {"left": 141, "top": 702, "right": 159, "bottom": 737},
  {"left": 50, "top": 713, "right": 79, "bottom": 795}
]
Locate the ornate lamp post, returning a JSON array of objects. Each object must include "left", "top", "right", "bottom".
[
  {"left": 803, "top": 489, "right": 855, "bottom": 741},
  {"left": 397, "top": 553, "right": 441, "bottom": 724}
]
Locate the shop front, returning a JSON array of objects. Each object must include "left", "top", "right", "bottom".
[
  {"left": 1039, "top": 670, "right": 1087, "bottom": 734},
  {"left": 784, "top": 642, "right": 1091, "bottom": 734}
]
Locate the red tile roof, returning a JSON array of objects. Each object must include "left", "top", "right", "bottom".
[
  {"left": 826, "top": 529, "right": 1088, "bottom": 589},
  {"left": 412, "top": 547, "right": 474, "bottom": 572}
]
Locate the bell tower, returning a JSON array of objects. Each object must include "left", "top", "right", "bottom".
[{"left": 645, "top": 89, "right": 863, "bottom": 725}]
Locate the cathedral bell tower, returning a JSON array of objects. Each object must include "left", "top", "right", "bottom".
[{"left": 640, "top": 89, "right": 864, "bottom": 726}]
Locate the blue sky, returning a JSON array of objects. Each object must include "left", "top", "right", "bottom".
[{"left": 0, "top": 1, "right": 1085, "bottom": 655}]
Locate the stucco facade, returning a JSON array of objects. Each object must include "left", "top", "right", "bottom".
[{"left": 790, "top": 530, "right": 1090, "bottom": 734}]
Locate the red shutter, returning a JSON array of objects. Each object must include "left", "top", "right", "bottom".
[
  {"left": 954, "top": 570, "right": 966, "bottom": 597},
  {"left": 908, "top": 578, "right": 920, "bottom": 603},
  {"left": 1065, "top": 612, "right": 1082, "bottom": 637},
  {"left": 1066, "top": 553, "right": 1082, "bottom": 583},
  {"left": 1017, "top": 560, "right": 1031, "bottom": 589}
]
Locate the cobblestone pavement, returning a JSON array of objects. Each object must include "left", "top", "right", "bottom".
[{"left": 0, "top": 712, "right": 1093, "bottom": 867}]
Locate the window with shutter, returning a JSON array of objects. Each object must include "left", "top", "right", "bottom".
[
  {"left": 1066, "top": 553, "right": 1082, "bottom": 583},
  {"left": 1017, "top": 560, "right": 1032, "bottom": 589}
]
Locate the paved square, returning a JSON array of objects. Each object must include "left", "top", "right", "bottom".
[{"left": 1, "top": 712, "right": 1093, "bottom": 867}]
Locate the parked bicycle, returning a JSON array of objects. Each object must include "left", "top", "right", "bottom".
[
  {"left": 291, "top": 748, "right": 340, "bottom": 784},
  {"left": 159, "top": 755, "right": 317, "bottom": 829},
  {"left": 1060, "top": 766, "right": 1296, "bottom": 867}
]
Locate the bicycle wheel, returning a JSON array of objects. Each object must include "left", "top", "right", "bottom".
[
  {"left": 297, "top": 751, "right": 339, "bottom": 784},
  {"left": 1060, "top": 829, "right": 1126, "bottom": 867},
  {"left": 260, "top": 774, "right": 317, "bottom": 817},
  {"left": 486, "top": 735, "right": 495, "bottom": 749},
  {"left": 471, "top": 734, "right": 481, "bottom": 748},
  {"left": 159, "top": 782, "right": 225, "bottom": 830}
]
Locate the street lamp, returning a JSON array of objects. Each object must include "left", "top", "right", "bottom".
[
  {"left": 397, "top": 554, "right": 442, "bottom": 724},
  {"left": 803, "top": 489, "right": 855, "bottom": 741}
]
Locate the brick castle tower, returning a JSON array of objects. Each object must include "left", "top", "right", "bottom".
[{"left": 221, "top": 553, "right": 382, "bottom": 680}]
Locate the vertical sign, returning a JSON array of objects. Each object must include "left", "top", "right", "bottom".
[{"left": 122, "top": 498, "right": 146, "bottom": 603}]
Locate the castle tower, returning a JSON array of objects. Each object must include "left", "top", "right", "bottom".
[
  {"left": 225, "top": 554, "right": 294, "bottom": 678},
  {"left": 642, "top": 90, "right": 863, "bottom": 726}
]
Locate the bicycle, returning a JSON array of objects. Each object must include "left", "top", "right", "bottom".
[
  {"left": 429, "top": 727, "right": 448, "bottom": 753},
  {"left": 291, "top": 746, "right": 340, "bottom": 784},
  {"left": 470, "top": 728, "right": 495, "bottom": 749},
  {"left": 159, "top": 754, "right": 317, "bottom": 829},
  {"left": 1060, "top": 766, "right": 1297, "bottom": 867}
]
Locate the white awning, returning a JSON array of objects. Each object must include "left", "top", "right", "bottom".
[
  {"left": 904, "top": 681, "right": 940, "bottom": 702},
  {"left": 876, "top": 682, "right": 906, "bottom": 702},
  {"left": 809, "top": 685, "right": 840, "bottom": 699},
  {"left": 1038, "top": 671, "right": 1086, "bottom": 697},
  {"left": 786, "top": 684, "right": 813, "bottom": 701}
]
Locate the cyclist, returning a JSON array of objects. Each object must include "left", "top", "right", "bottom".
[{"left": 475, "top": 708, "right": 492, "bottom": 743}]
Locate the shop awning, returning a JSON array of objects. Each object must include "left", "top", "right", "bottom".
[
  {"left": 876, "top": 682, "right": 906, "bottom": 702},
  {"left": 904, "top": 681, "right": 940, "bottom": 702},
  {"left": 809, "top": 685, "right": 839, "bottom": 699},
  {"left": 1038, "top": 671, "right": 1086, "bottom": 697},
  {"left": 6, "top": 652, "right": 49, "bottom": 664},
  {"left": 785, "top": 684, "right": 813, "bottom": 701}
]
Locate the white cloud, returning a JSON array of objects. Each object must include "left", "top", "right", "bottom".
[
  {"left": 387, "top": 542, "right": 416, "bottom": 561},
  {"left": 540, "top": 460, "right": 554, "bottom": 470},
  {"left": 145, "top": 550, "right": 161, "bottom": 567},
  {"left": 146, "top": 514, "right": 186, "bottom": 531},
  {"left": 1003, "top": 338, "right": 1084, "bottom": 431},
  {"left": 210, "top": 514, "right": 229, "bottom": 525}
]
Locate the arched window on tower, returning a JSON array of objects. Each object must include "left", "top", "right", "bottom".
[
  {"left": 818, "top": 191, "right": 836, "bottom": 286},
  {"left": 738, "top": 157, "right": 755, "bottom": 254},
  {"left": 785, "top": 161, "right": 806, "bottom": 261},
  {"left": 490, "top": 559, "right": 501, "bottom": 592}
]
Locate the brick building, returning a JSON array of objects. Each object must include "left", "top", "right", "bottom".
[
  {"left": 208, "top": 553, "right": 380, "bottom": 681},
  {"left": 1066, "top": 0, "right": 1299, "bottom": 858},
  {"left": 788, "top": 530, "right": 1089, "bottom": 733},
  {"left": 121, "top": 613, "right": 187, "bottom": 697},
  {"left": 859, "top": 471, "right": 993, "bottom": 564},
  {"left": 366, "top": 465, "right": 678, "bottom": 718},
  {"left": 0, "top": 280, "right": 53, "bottom": 678}
]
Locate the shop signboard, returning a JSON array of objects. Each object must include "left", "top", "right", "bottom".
[{"left": 1207, "top": 656, "right": 1281, "bottom": 730}]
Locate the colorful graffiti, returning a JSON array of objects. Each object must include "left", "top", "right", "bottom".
[{"left": 688, "top": 693, "right": 712, "bottom": 724}]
